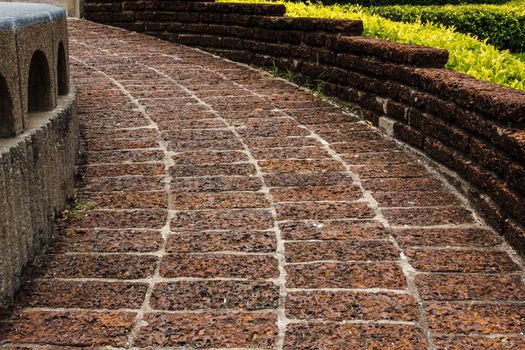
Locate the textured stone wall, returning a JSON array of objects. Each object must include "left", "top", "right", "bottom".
[
  {"left": 83, "top": 0, "right": 525, "bottom": 255},
  {"left": 0, "top": 3, "right": 79, "bottom": 304}
]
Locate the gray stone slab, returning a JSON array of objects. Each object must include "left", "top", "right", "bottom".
[{"left": 0, "top": 2, "right": 64, "bottom": 32}]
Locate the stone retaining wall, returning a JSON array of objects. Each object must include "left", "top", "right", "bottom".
[
  {"left": 0, "top": 3, "right": 78, "bottom": 304},
  {"left": 83, "top": 0, "right": 525, "bottom": 255}
]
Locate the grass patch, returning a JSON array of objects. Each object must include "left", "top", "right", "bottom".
[{"left": 514, "top": 53, "right": 525, "bottom": 61}]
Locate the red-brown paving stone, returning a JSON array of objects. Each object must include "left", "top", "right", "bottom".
[
  {"left": 294, "top": 113, "right": 360, "bottom": 125},
  {"left": 80, "top": 163, "right": 165, "bottom": 177},
  {"left": 259, "top": 159, "right": 345, "bottom": 173},
  {"left": 0, "top": 311, "right": 136, "bottom": 347},
  {"left": 166, "top": 138, "right": 244, "bottom": 152},
  {"left": 50, "top": 229, "right": 163, "bottom": 253},
  {"left": 166, "top": 230, "right": 276, "bottom": 253},
  {"left": 171, "top": 163, "right": 257, "bottom": 177},
  {"left": 172, "top": 191, "right": 269, "bottom": 210},
  {"left": 150, "top": 281, "right": 279, "bottom": 311},
  {"left": 1, "top": 19, "right": 522, "bottom": 349},
  {"left": 252, "top": 146, "right": 330, "bottom": 160},
  {"left": 33, "top": 254, "right": 158, "bottom": 280},
  {"left": 265, "top": 172, "right": 353, "bottom": 187},
  {"left": 238, "top": 124, "right": 310, "bottom": 138},
  {"left": 374, "top": 190, "right": 461, "bottom": 207},
  {"left": 275, "top": 202, "right": 374, "bottom": 220},
  {"left": 244, "top": 136, "right": 320, "bottom": 148},
  {"left": 84, "top": 150, "right": 164, "bottom": 164},
  {"left": 222, "top": 109, "right": 283, "bottom": 121},
  {"left": 284, "top": 240, "right": 398, "bottom": 262},
  {"left": 307, "top": 122, "right": 371, "bottom": 134},
  {"left": 320, "top": 131, "right": 386, "bottom": 143},
  {"left": 363, "top": 177, "right": 443, "bottom": 192},
  {"left": 433, "top": 336, "right": 525, "bottom": 350},
  {"left": 270, "top": 184, "right": 362, "bottom": 202},
  {"left": 286, "top": 262, "right": 406, "bottom": 289},
  {"left": 416, "top": 273, "right": 525, "bottom": 301},
  {"left": 171, "top": 176, "right": 262, "bottom": 192},
  {"left": 286, "top": 291, "right": 419, "bottom": 321},
  {"left": 284, "top": 323, "right": 428, "bottom": 350},
  {"left": 83, "top": 137, "right": 159, "bottom": 151},
  {"left": 134, "top": 312, "right": 277, "bottom": 348},
  {"left": 16, "top": 281, "right": 148, "bottom": 309},
  {"left": 171, "top": 209, "right": 273, "bottom": 230},
  {"left": 279, "top": 221, "right": 388, "bottom": 240},
  {"left": 393, "top": 228, "right": 503, "bottom": 248},
  {"left": 84, "top": 128, "right": 157, "bottom": 140},
  {"left": 331, "top": 139, "right": 401, "bottom": 153},
  {"left": 382, "top": 207, "right": 475, "bottom": 226},
  {"left": 160, "top": 254, "right": 279, "bottom": 279},
  {"left": 405, "top": 248, "right": 520, "bottom": 273},
  {"left": 158, "top": 118, "right": 226, "bottom": 130},
  {"left": 67, "top": 209, "right": 167, "bottom": 229},
  {"left": 171, "top": 150, "right": 248, "bottom": 164},
  {"left": 342, "top": 151, "right": 415, "bottom": 165},
  {"left": 76, "top": 191, "right": 168, "bottom": 209},
  {"left": 352, "top": 162, "right": 428, "bottom": 178},
  {"left": 79, "top": 176, "right": 165, "bottom": 192},
  {"left": 425, "top": 303, "right": 525, "bottom": 335},
  {"left": 163, "top": 129, "right": 234, "bottom": 141}
]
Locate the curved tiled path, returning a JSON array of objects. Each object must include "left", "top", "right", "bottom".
[{"left": 1, "top": 20, "right": 524, "bottom": 349}]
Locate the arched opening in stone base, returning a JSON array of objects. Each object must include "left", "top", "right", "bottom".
[
  {"left": 28, "top": 50, "right": 52, "bottom": 112},
  {"left": 0, "top": 73, "right": 14, "bottom": 137},
  {"left": 57, "top": 41, "right": 69, "bottom": 95}
]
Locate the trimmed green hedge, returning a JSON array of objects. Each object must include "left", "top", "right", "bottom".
[
  {"left": 220, "top": 0, "right": 525, "bottom": 90},
  {"left": 311, "top": 0, "right": 509, "bottom": 6},
  {"left": 370, "top": 4, "right": 525, "bottom": 52}
]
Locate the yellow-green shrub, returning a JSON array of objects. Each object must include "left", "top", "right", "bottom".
[
  {"left": 370, "top": 3, "right": 525, "bottom": 52},
  {"left": 219, "top": 0, "right": 525, "bottom": 90}
]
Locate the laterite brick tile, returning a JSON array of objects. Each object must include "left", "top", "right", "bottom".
[
  {"left": 16, "top": 280, "right": 148, "bottom": 309},
  {"left": 150, "top": 281, "right": 279, "bottom": 311},
  {"left": 284, "top": 323, "right": 428, "bottom": 350},
  {"left": 77, "top": 191, "right": 168, "bottom": 209},
  {"left": 286, "top": 291, "right": 419, "bottom": 321},
  {"left": 83, "top": 149, "right": 164, "bottom": 164},
  {"left": 416, "top": 273, "right": 525, "bottom": 301},
  {"left": 1, "top": 19, "right": 523, "bottom": 350},
  {"left": 134, "top": 312, "right": 278, "bottom": 348},
  {"left": 374, "top": 190, "right": 461, "bottom": 207},
  {"left": 33, "top": 254, "right": 158, "bottom": 279},
  {"left": 433, "top": 336, "right": 525, "bottom": 350},
  {"left": 286, "top": 262, "right": 406, "bottom": 289},
  {"left": 251, "top": 146, "right": 331, "bottom": 160},
  {"left": 171, "top": 150, "right": 248, "bottom": 164},
  {"left": 171, "top": 175, "right": 262, "bottom": 192},
  {"left": 159, "top": 254, "right": 279, "bottom": 279},
  {"left": 79, "top": 176, "right": 165, "bottom": 192},
  {"left": 405, "top": 248, "right": 520, "bottom": 273},
  {"left": 51, "top": 228, "right": 163, "bottom": 253},
  {"left": 171, "top": 208, "right": 274, "bottom": 230},
  {"left": 166, "top": 230, "right": 276, "bottom": 253},
  {"left": 172, "top": 191, "right": 269, "bottom": 210},
  {"left": 279, "top": 220, "right": 388, "bottom": 240},
  {"left": 425, "top": 303, "right": 525, "bottom": 335},
  {"left": 0, "top": 311, "right": 136, "bottom": 347},
  {"left": 80, "top": 163, "right": 165, "bottom": 177},
  {"left": 393, "top": 227, "right": 503, "bottom": 248},
  {"left": 284, "top": 240, "right": 398, "bottom": 262},
  {"left": 270, "top": 184, "right": 362, "bottom": 202}
]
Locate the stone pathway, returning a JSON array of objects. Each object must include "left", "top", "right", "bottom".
[{"left": 1, "top": 20, "right": 524, "bottom": 349}]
